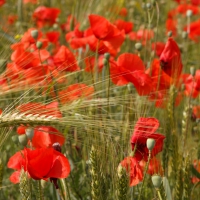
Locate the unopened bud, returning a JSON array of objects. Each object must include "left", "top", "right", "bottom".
[
  {"left": 146, "top": 3, "right": 152, "bottom": 10},
  {"left": 31, "top": 30, "right": 38, "bottom": 40},
  {"left": 135, "top": 42, "right": 142, "bottom": 51},
  {"left": 182, "top": 31, "right": 188, "bottom": 39},
  {"left": 36, "top": 41, "right": 43, "bottom": 49},
  {"left": 12, "top": 135, "right": 18, "bottom": 144},
  {"left": 167, "top": 31, "right": 173, "bottom": 37},
  {"left": 25, "top": 128, "right": 34, "bottom": 140},
  {"left": 147, "top": 138, "right": 155, "bottom": 151},
  {"left": 104, "top": 53, "right": 110, "bottom": 60},
  {"left": 186, "top": 10, "right": 193, "bottom": 17},
  {"left": 53, "top": 23, "right": 58, "bottom": 30},
  {"left": 152, "top": 174, "right": 162, "bottom": 189},
  {"left": 18, "top": 134, "right": 28, "bottom": 146}
]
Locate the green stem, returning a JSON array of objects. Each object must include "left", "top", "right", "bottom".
[
  {"left": 138, "top": 150, "right": 151, "bottom": 200},
  {"left": 38, "top": 180, "right": 43, "bottom": 200},
  {"left": 157, "top": 190, "right": 163, "bottom": 200}
]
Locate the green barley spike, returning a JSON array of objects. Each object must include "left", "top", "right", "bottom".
[
  {"left": 171, "top": 134, "right": 179, "bottom": 181},
  {"left": 183, "top": 156, "right": 191, "bottom": 200},
  {"left": 162, "top": 85, "right": 176, "bottom": 176},
  {"left": 0, "top": 159, "right": 3, "bottom": 187},
  {"left": 36, "top": 180, "right": 44, "bottom": 200},
  {"left": 174, "top": 164, "right": 183, "bottom": 200},
  {"left": 19, "top": 169, "right": 31, "bottom": 200},
  {"left": 182, "top": 105, "right": 192, "bottom": 148},
  {"left": 90, "top": 146, "right": 101, "bottom": 200},
  {"left": 117, "top": 164, "right": 129, "bottom": 200}
]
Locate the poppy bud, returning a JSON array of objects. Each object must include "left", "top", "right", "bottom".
[
  {"left": 36, "top": 41, "right": 43, "bottom": 49},
  {"left": 190, "top": 67, "right": 195, "bottom": 76},
  {"left": 25, "top": 128, "right": 34, "bottom": 140},
  {"left": 12, "top": 135, "right": 18, "bottom": 144},
  {"left": 147, "top": 138, "right": 155, "bottom": 151},
  {"left": 52, "top": 142, "right": 61, "bottom": 153},
  {"left": 146, "top": 3, "right": 152, "bottom": 10},
  {"left": 31, "top": 30, "right": 38, "bottom": 40},
  {"left": 135, "top": 43, "right": 142, "bottom": 51},
  {"left": 103, "top": 58, "right": 108, "bottom": 66},
  {"left": 53, "top": 23, "right": 59, "bottom": 30},
  {"left": 151, "top": 174, "right": 162, "bottom": 189},
  {"left": 167, "top": 31, "right": 173, "bottom": 37},
  {"left": 104, "top": 53, "right": 110, "bottom": 60},
  {"left": 186, "top": 10, "right": 193, "bottom": 17},
  {"left": 18, "top": 134, "right": 28, "bottom": 146},
  {"left": 182, "top": 31, "right": 188, "bottom": 39}
]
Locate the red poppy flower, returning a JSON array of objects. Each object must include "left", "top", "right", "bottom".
[
  {"left": 88, "top": 14, "right": 125, "bottom": 56},
  {"left": 61, "top": 15, "right": 78, "bottom": 32},
  {"left": 194, "top": 69, "right": 200, "bottom": 92},
  {"left": 13, "top": 28, "right": 48, "bottom": 50},
  {"left": 17, "top": 101, "right": 62, "bottom": 118},
  {"left": 181, "top": 74, "right": 199, "bottom": 98},
  {"left": 129, "top": 29, "right": 154, "bottom": 44},
  {"left": 177, "top": 4, "right": 199, "bottom": 15},
  {"left": 192, "top": 106, "right": 200, "bottom": 120},
  {"left": 24, "top": 0, "right": 37, "bottom": 3},
  {"left": 9, "top": 171, "right": 21, "bottom": 184},
  {"left": 131, "top": 117, "right": 165, "bottom": 161},
  {"left": 0, "top": 0, "right": 5, "bottom": 6},
  {"left": 139, "top": 157, "right": 163, "bottom": 176},
  {"left": 110, "top": 53, "right": 153, "bottom": 96},
  {"left": 7, "top": 15, "right": 18, "bottom": 25},
  {"left": 160, "top": 37, "right": 183, "bottom": 79},
  {"left": 147, "top": 59, "right": 172, "bottom": 91},
  {"left": 17, "top": 125, "right": 65, "bottom": 148},
  {"left": 84, "top": 55, "right": 104, "bottom": 72},
  {"left": 119, "top": 7, "right": 128, "bottom": 16},
  {"left": 8, "top": 147, "right": 70, "bottom": 184},
  {"left": 59, "top": 83, "right": 94, "bottom": 104},
  {"left": 53, "top": 45, "right": 80, "bottom": 72},
  {"left": 191, "top": 0, "right": 200, "bottom": 5},
  {"left": 10, "top": 44, "right": 50, "bottom": 71},
  {"left": 191, "top": 160, "right": 200, "bottom": 183},
  {"left": 185, "top": 20, "right": 200, "bottom": 42},
  {"left": 166, "top": 18, "right": 177, "bottom": 36},
  {"left": 151, "top": 42, "right": 165, "bottom": 57},
  {"left": 120, "top": 156, "right": 143, "bottom": 186},
  {"left": 65, "top": 25, "right": 89, "bottom": 49},
  {"left": 46, "top": 31, "right": 60, "bottom": 44},
  {"left": 114, "top": 19, "right": 133, "bottom": 34},
  {"left": 33, "top": 6, "right": 60, "bottom": 28},
  {"left": 136, "top": 29, "right": 154, "bottom": 41}
]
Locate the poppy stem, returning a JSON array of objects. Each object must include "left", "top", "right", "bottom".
[
  {"left": 37, "top": 180, "right": 44, "bottom": 200},
  {"left": 56, "top": 188, "right": 65, "bottom": 200},
  {"left": 157, "top": 190, "right": 163, "bottom": 200},
  {"left": 138, "top": 150, "right": 151, "bottom": 200}
]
